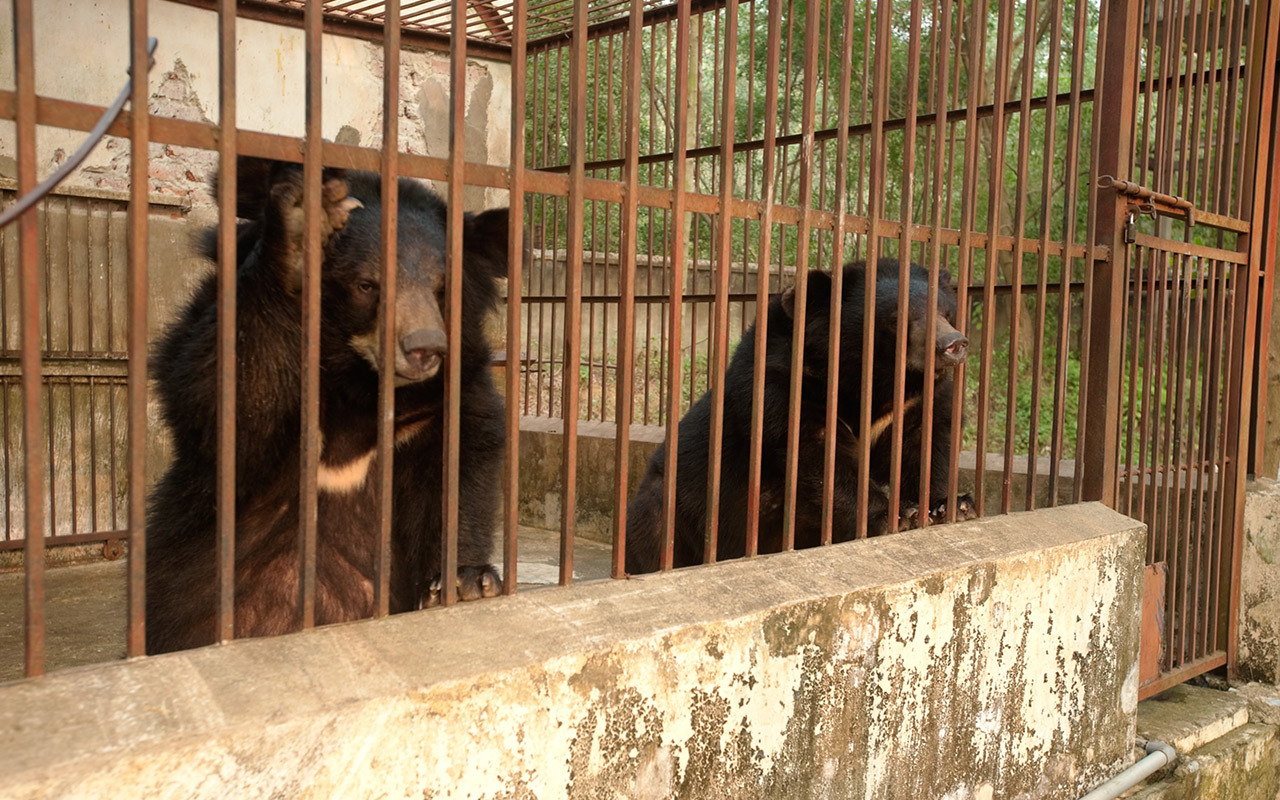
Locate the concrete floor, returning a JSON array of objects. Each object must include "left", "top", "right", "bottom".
[{"left": 0, "top": 527, "right": 613, "bottom": 683}]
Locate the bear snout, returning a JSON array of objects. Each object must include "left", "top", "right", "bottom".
[
  {"left": 936, "top": 330, "right": 969, "bottom": 367},
  {"left": 398, "top": 328, "right": 447, "bottom": 381}
]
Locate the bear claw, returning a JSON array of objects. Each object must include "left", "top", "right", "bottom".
[{"left": 422, "top": 565, "right": 502, "bottom": 608}]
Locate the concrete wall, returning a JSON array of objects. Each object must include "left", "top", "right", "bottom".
[
  {"left": 0, "top": 0, "right": 512, "bottom": 213},
  {"left": 0, "top": 503, "right": 1145, "bottom": 799},
  {"left": 1238, "top": 478, "right": 1280, "bottom": 686}
]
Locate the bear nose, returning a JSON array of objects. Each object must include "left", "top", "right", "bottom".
[
  {"left": 937, "top": 331, "right": 968, "bottom": 367},
  {"left": 401, "top": 329, "right": 447, "bottom": 375}
]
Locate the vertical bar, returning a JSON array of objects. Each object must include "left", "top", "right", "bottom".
[
  {"left": 14, "top": 0, "right": 46, "bottom": 675},
  {"left": 781, "top": 0, "right": 819, "bottom": 550},
  {"left": 887, "top": 0, "right": 923, "bottom": 529},
  {"left": 216, "top": 0, "right": 237, "bottom": 640},
  {"left": 560, "top": 0, "right": 588, "bottom": 582},
  {"left": 1251, "top": 93, "right": 1280, "bottom": 475},
  {"left": 126, "top": 0, "right": 150, "bottom": 658},
  {"left": 659, "top": 0, "right": 690, "bottom": 571},
  {"left": 1180, "top": 250, "right": 1210, "bottom": 663},
  {"left": 1196, "top": 256, "right": 1223, "bottom": 658},
  {"left": 705, "top": 0, "right": 738, "bottom": 564},
  {"left": 506, "top": 0, "right": 527, "bottom": 591},
  {"left": 972, "top": 0, "right": 1013, "bottom": 519},
  {"left": 443, "top": 0, "right": 467, "bottom": 606},
  {"left": 299, "top": 0, "right": 323, "bottom": 628},
  {"left": 1002, "top": 0, "right": 1037, "bottom": 514},
  {"left": 1028, "top": 0, "right": 1063, "bottom": 511},
  {"left": 856, "top": 0, "right": 890, "bottom": 536},
  {"left": 745, "top": 0, "right": 782, "bottom": 558},
  {"left": 1080, "top": 0, "right": 1140, "bottom": 505},
  {"left": 1228, "top": 0, "right": 1280, "bottom": 676},
  {"left": 918, "top": 0, "right": 952, "bottom": 527},
  {"left": 374, "top": 0, "right": 401, "bottom": 617},
  {"left": 821, "top": 0, "right": 858, "bottom": 544},
  {"left": 612, "top": 0, "right": 641, "bottom": 578},
  {"left": 948, "top": 0, "right": 987, "bottom": 519}
]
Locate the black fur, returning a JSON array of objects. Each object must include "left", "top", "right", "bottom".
[
  {"left": 624, "top": 258, "right": 969, "bottom": 574},
  {"left": 145, "top": 157, "right": 515, "bottom": 654}
]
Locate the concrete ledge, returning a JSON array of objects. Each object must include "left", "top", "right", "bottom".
[{"left": 0, "top": 503, "right": 1144, "bottom": 799}]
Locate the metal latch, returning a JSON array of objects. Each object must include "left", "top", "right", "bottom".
[{"left": 1097, "top": 175, "right": 1196, "bottom": 229}]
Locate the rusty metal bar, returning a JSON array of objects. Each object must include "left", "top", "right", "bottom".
[
  {"left": 559, "top": 0, "right": 588, "bottom": 583},
  {"left": 1135, "top": 246, "right": 1158, "bottom": 529},
  {"left": 947, "top": 0, "right": 986, "bottom": 520},
  {"left": 886, "top": 0, "right": 923, "bottom": 530},
  {"left": 1080, "top": 0, "right": 1140, "bottom": 506},
  {"left": 703, "top": 0, "right": 737, "bottom": 564},
  {"left": 298, "top": 0, "right": 323, "bottom": 629},
  {"left": 374, "top": 0, "right": 400, "bottom": 617},
  {"left": 1228, "top": 0, "right": 1280, "bottom": 677},
  {"left": 744, "top": 0, "right": 781, "bottom": 559},
  {"left": 973, "top": 0, "right": 1014, "bottom": 518},
  {"left": 1027, "top": 0, "right": 1063, "bottom": 512},
  {"left": 610, "top": 0, "right": 641, "bottom": 578},
  {"left": 526, "top": 0, "right": 724, "bottom": 52},
  {"left": 1003, "top": 0, "right": 1038, "bottom": 514},
  {"left": 915, "top": 0, "right": 952, "bottom": 528},
  {"left": 170, "top": 0, "right": 513, "bottom": 61},
  {"left": 1194, "top": 257, "right": 1223, "bottom": 659},
  {"left": 658, "top": 1, "right": 690, "bottom": 571},
  {"left": 0, "top": 87, "right": 1125, "bottom": 259},
  {"left": 1179, "top": 250, "right": 1210, "bottom": 663},
  {"left": 216, "top": 0, "right": 238, "bottom": 641},
  {"left": 504, "top": 0, "right": 526, "bottom": 592},
  {"left": 856, "top": 0, "right": 890, "bottom": 537},
  {"left": 780, "top": 0, "right": 820, "bottom": 550},
  {"left": 1251, "top": 83, "right": 1280, "bottom": 477},
  {"left": 442, "top": 0, "right": 467, "bottom": 606},
  {"left": 820, "top": 0, "right": 857, "bottom": 544},
  {"left": 1164, "top": 252, "right": 1191, "bottom": 668},
  {"left": 126, "top": 0, "right": 150, "bottom": 658},
  {"left": 14, "top": 0, "right": 46, "bottom": 676}
]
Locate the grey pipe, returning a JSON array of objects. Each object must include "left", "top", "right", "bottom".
[{"left": 1078, "top": 740, "right": 1178, "bottom": 800}]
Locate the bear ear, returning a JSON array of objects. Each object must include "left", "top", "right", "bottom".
[
  {"left": 228, "top": 156, "right": 285, "bottom": 221},
  {"left": 938, "top": 268, "right": 954, "bottom": 287},
  {"left": 780, "top": 270, "right": 832, "bottom": 319},
  {"left": 464, "top": 207, "right": 529, "bottom": 281}
]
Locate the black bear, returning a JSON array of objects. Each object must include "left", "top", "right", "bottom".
[
  {"left": 624, "top": 258, "right": 975, "bottom": 574},
  {"left": 145, "top": 157, "right": 514, "bottom": 654}
]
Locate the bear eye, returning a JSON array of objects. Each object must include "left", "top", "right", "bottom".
[{"left": 357, "top": 280, "right": 377, "bottom": 294}]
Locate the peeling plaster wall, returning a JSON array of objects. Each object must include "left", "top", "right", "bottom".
[
  {"left": 0, "top": 0, "right": 512, "bottom": 211},
  {"left": 0, "top": 504, "right": 1145, "bottom": 799}
]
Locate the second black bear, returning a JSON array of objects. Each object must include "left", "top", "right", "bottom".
[
  {"left": 624, "top": 258, "right": 975, "bottom": 574},
  {"left": 145, "top": 158, "right": 515, "bottom": 654}
]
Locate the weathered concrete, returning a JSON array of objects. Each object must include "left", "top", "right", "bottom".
[
  {"left": 1238, "top": 479, "right": 1280, "bottom": 686},
  {"left": 0, "top": 503, "right": 1143, "bottom": 799},
  {"left": 1136, "top": 684, "right": 1250, "bottom": 755},
  {"left": 1129, "top": 683, "right": 1280, "bottom": 800}
]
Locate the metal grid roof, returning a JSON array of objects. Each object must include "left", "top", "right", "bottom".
[{"left": 264, "top": 0, "right": 680, "bottom": 46}]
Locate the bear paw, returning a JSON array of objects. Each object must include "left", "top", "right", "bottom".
[
  {"left": 422, "top": 565, "right": 502, "bottom": 608},
  {"left": 924, "top": 493, "right": 979, "bottom": 524},
  {"left": 896, "top": 504, "right": 922, "bottom": 532},
  {"left": 264, "top": 167, "right": 363, "bottom": 281}
]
